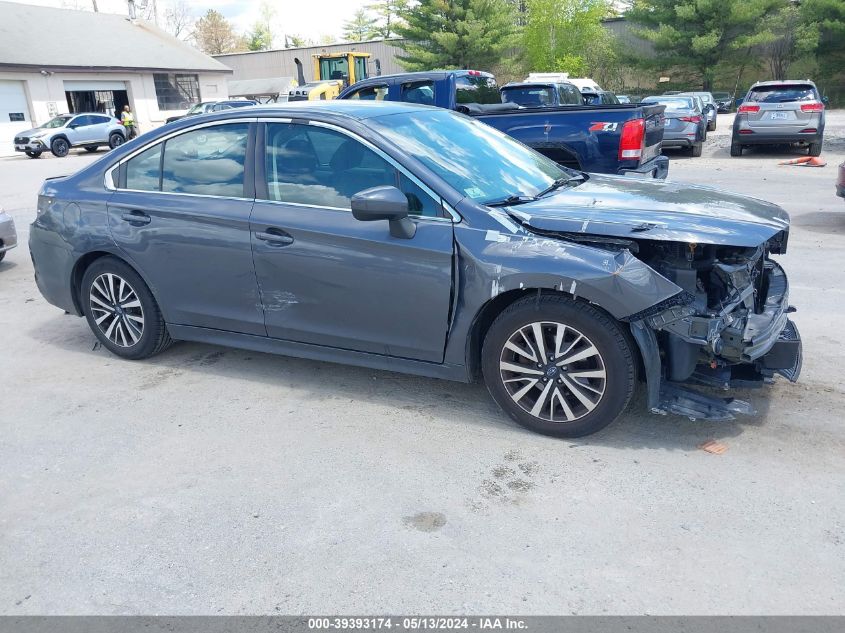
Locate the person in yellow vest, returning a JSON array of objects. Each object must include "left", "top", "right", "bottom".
[{"left": 120, "top": 105, "right": 137, "bottom": 140}]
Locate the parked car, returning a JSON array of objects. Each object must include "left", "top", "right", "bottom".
[
  {"left": 837, "top": 161, "right": 845, "bottom": 200},
  {"left": 30, "top": 101, "right": 801, "bottom": 437},
  {"left": 165, "top": 99, "right": 258, "bottom": 124},
  {"left": 338, "top": 70, "right": 670, "bottom": 178},
  {"left": 641, "top": 95, "right": 706, "bottom": 156},
  {"left": 582, "top": 90, "right": 620, "bottom": 105},
  {"left": 13, "top": 113, "right": 125, "bottom": 158},
  {"left": 500, "top": 80, "right": 584, "bottom": 107},
  {"left": 679, "top": 91, "right": 717, "bottom": 131},
  {"left": 712, "top": 91, "right": 733, "bottom": 113},
  {"left": 0, "top": 206, "right": 17, "bottom": 263},
  {"left": 617, "top": 95, "right": 632, "bottom": 104},
  {"left": 731, "top": 80, "right": 825, "bottom": 157}
]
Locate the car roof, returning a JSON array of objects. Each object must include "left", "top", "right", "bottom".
[
  {"left": 751, "top": 79, "right": 817, "bottom": 88},
  {"left": 199, "top": 99, "right": 434, "bottom": 122},
  {"left": 67, "top": 112, "right": 114, "bottom": 117},
  {"left": 352, "top": 70, "right": 494, "bottom": 83},
  {"left": 502, "top": 81, "right": 574, "bottom": 88}
]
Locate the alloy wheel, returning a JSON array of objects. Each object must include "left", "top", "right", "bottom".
[
  {"left": 89, "top": 273, "right": 145, "bottom": 347},
  {"left": 499, "top": 321, "right": 606, "bottom": 423}
]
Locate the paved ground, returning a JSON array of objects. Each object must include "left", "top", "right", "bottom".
[{"left": 1, "top": 113, "right": 843, "bottom": 616}]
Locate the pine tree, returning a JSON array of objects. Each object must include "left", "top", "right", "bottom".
[
  {"left": 367, "top": 0, "right": 409, "bottom": 38},
  {"left": 395, "top": 0, "right": 517, "bottom": 71},
  {"left": 343, "top": 8, "right": 379, "bottom": 42}
]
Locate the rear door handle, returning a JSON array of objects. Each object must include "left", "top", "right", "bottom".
[
  {"left": 120, "top": 211, "right": 151, "bottom": 225},
  {"left": 255, "top": 228, "right": 294, "bottom": 246}
]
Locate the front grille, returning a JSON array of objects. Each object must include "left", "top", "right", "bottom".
[{"left": 14, "top": 136, "right": 29, "bottom": 144}]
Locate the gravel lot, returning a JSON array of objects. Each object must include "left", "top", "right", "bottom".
[{"left": 1, "top": 112, "right": 843, "bottom": 615}]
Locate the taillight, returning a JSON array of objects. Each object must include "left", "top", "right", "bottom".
[
  {"left": 467, "top": 70, "right": 481, "bottom": 76},
  {"left": 800, "top": 102, "right": 824, "bottom": 112},
  {"left": 679, "top": 115, "right": 702, "bottom": 123},
  {"left": 738, "top": 104, "right": 760, "bottom": 114},
  {"left": 619, "top": 119, "right": 645, "bottom": 160}
]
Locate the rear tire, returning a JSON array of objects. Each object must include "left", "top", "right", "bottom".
[
  {"left": 81, "top": 257, "right": 172, "bottom": 360},
  {"left": 0, "top": 252, "right": 5, "bottom": 263},
  {"left": 50, "top": 138, "right": 70, "bottom": 158},
  {"left": 690, "top": 142, "right": 703, "bottom": 157},
  {"left": 730, "top": 141, "right": 743, "bottom": 157},
  {"left": 707, "top": 120, "right": 716, "bottom": 132},
  {"left": 481, "top": 295, "right": 636, "bottom": 438},
  {"left": 108, "top": 132, "right": 125, "bottom": 149},
  {"left": 84, "top": 145, "right": 99, "bottom": 153},
  {"left": 808, "top": 141, "right": 822, "bottom": 157}
]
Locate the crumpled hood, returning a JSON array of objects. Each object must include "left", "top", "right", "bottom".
[{"left": 507, "top": 174, "right": 790, "bottom": 247}]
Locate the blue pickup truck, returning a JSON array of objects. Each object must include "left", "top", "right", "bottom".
[{"left": 338, "top": 70, "right": 669, "bottom": 178}]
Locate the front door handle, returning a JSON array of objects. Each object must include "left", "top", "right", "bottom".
[
  {"left": 255, "top": 228, "right": 294, "bottom": 246},
  {"left": 121, "top": 211, "right": 151, "bottom": 225}
]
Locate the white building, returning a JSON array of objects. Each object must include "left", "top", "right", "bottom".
[{"left": 0, "top": 1, "right": 231, "bottom": 157}]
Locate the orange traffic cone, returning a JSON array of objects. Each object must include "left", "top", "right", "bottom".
[
  {"left": 803, "top": 157, "right": 827, "bottom": 167},
  {"left": 779, "top": 156, "right": 812, "bottom": 166}
]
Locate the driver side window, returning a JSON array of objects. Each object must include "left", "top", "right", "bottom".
[{"left": 263, "top": 123, "right": 444, "bottom": 217}]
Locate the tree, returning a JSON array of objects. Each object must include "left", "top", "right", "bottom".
[
  {"left": 522, "top": 0, "right": 612, "bottom": 76},
  {"left": 367, "top": 0, "right": 408, "bottom": 38},
  {"left": 165, "top": 0, "right": 194, "bottom": 40},
  {"left": 287, "top": 34, "right": 308, "bottom": 48},
  {"left": 246, "top": 1, "right": 276, "bottom": 51},
  {"left": 343, "top": 8, "right": 379, "bottom": 42},
  {"left": 395, "top": 0, "right": 518, "bottom": 71},
  {"left": 626, "top": 0, "right": 784, "bottom": 90},
  {"left": 757, "top": 4, "right": 819, "bottom": 80},
  {"left": 193, "top": 9, "right": 244, "bottom": 54}
]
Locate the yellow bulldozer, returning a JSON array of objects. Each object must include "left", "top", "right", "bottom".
[{"left": 288, "top": 51, "right": 371, "bottom": 102}]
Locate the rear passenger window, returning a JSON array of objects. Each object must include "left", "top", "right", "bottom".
[
  {"left": 348, "top": 85, "right": 389, "bottom": 101},
  {"left": 400, "top": 81, "right": 435, "bottom": 106},
  {"left": 125, "top": 143, "right": 161, "bottom": 191},
  {"left": 161, "top": 124, "right": 249, "bottom": 197}
]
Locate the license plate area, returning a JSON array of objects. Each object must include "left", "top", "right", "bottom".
[{"left": 770, "top": 112, "right": 790, "bottom": 120}]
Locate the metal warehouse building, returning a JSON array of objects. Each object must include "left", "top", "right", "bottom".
[
  {"left": 0, "top": 1, "right": 231, "bottom": 157},
  {"left": 213, "top": 39, "right": 405, "bottom": 85}
]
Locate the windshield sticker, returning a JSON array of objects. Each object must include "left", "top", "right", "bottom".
[{"left": 465, "top": 186, "right": 484, "bottom": 198}]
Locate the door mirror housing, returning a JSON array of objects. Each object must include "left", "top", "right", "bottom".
[{"left": 351, "top": 185, "right": 415, "bottom": 239}]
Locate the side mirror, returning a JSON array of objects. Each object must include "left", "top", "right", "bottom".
[
  {"left": 822, "top": 96, "right": 830, "bottom": 105},
  {"left": 351, "top": 185, "right": 415, "bottom": 239},
  {"left": 68, "top": 123, "right": 78, "bottom": 129}
]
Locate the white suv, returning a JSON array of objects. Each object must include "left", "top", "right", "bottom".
[{"left": 13, "top": 113, "right": 126, "bottom": 159}]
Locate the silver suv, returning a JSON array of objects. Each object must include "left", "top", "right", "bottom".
[
  {"left": 13, "top": 113, "right": 125, "bottom": 159},
  {"left": 731, "top": 80, "right": 825, "bottom": 157}
]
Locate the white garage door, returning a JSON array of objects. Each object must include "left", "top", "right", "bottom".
[{"left": 0, "top": 80, "right": 32, "bottom": 158}]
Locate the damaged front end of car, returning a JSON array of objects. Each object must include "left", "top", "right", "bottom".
[{"left": 627, "top": 232, "right": 802, "bottom": 421}]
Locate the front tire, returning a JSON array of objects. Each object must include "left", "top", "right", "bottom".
[
  {"left": 50, "top": 138, "right": 70, "bottom": 157},
  {"left": 81, "top": 257, "right": 172, "bottom": 360},
  {"left": 25, "top": 150, "right": 42, "bottom": 159},
  {"left": 481, "top": 296, "right": 636, "bottom": 438}
]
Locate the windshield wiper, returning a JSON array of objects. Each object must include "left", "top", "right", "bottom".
[
  {"left": 536, "top": 174, "right": 586, "bottom": 198},
  {"left": 484, "top": 194, "right": 538, "bottom": 207}
]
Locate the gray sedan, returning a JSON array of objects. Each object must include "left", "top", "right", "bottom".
[
  {"left": 29, "top": 101, "right": 801, "bottom": 437},
  {"left": 0, "top": 207, "right": 17, "bottom": 263},
  {"left": 642, "top": 96, "right": 707, "bottom": 156}
]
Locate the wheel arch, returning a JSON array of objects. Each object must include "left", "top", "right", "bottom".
[{"left": 70, "top": 250, "right": 160, "bottom": 316}]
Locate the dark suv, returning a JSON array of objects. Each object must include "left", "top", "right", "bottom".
[{"left": 731, "top": 80, "right": 825, "bottom": 156}]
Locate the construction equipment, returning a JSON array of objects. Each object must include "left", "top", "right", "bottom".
[
  {"left": 313, "top": 51, "right": 370, "bottom": 88},
  {"left": 288, "top": 52, "right": 371, "bottom": 102}
]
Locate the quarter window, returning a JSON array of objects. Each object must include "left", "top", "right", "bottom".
[
  {"left": 263, "top": 123, "right": 443, "bottom": 217},
  {"left": 348, "top": 85, "right": 389, "bottom": 101},
  {"left": 400, "top": 81, "right": 435, "bottom": 106},
  {"left": 125, "top": 143, "right": 162, "bottom": 191}
]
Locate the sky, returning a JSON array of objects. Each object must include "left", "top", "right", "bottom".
[{"left": 8, "top": 0, "right": 373, "bottom": 43}]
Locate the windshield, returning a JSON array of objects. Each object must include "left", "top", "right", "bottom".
[
  {"left": 712, "top": 92, "right": 731, "bottom": 100},
  {"left": 455, "top": 75, "right": 501, "bottom": 105},
  {"left": 187, "top": 103, "right": 206, "bottom": 114},
  {"left": 39, "top": 115, "right": 73, "bottom": 129},
  {"left": 368, "top": 109, "right": 566, "bottom": 204},
  {"left": 501, "top": 86, "right": 555, "bottom": 107},
  {"left": 642, "top": 96, "right": 694, "bottom": 111},
  {"left": 746, "top": 85, "right": 816, "bottom": 103}
]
